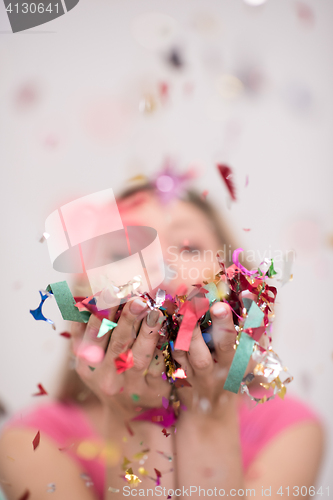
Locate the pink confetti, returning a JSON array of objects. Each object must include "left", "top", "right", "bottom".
[
  {"left": 132, "top": 407, "right": 176, "bottom": 428},
  {"left": 77, "top": 345, "right": 104, "bottom": 364},
  {"left": 232, "top": 248, "right": 257, "bottom": 277},
  {"left": 162, "top": 397, "right": 169, "bottom": 409}
]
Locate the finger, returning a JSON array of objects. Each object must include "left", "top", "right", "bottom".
[
  {"left": 77, "top": 306, "right": 118, "bottom": 366},
  {"left": 70, "top": 321, "right": 86, "bottom": 356},
  {"left": 172, "top": 350, "right": 193, "bottom": 379},
  {"left": 130, "top": 309, "right": 163, "bottom": 373},
  {"left": 187, "top": 323, "right": 214, "bottom": 376},
  {"left": 105, "top": 297, "right": 148, "bottom": 360},
  {"left": 210, "top": 302, "right": 237, "bottom": 367}
]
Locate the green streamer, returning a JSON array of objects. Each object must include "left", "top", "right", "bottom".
[
  {"left": 46, "top": 281, "right": 91, "bottom": 323},
  {"left": 223, "top": 332, "right": 255, "bottom": 393}
]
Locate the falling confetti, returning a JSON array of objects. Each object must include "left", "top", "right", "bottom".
[
  {"left": 46, "top": 483, "right": 56, "bottom": 493},
  {"left": 217, "top": 164, "right": 236, "bottom": 201},
  {"left": 33, "top": 430, "right": 40, "bottom": 450},
  {"left": 162, "top": 428, "right": 171, "bottom": 437},
  {"left": 30, "top": 290, "right": 55, "bottom": 329},
  {"left": 124, "top": 468, "right": 142, "bottom": 486},
  {"left": 60, "top": 331, "right": 71, "bottom": 338},
  {"left": 18, "top": 490, "right": 30, "bottom": 500},
  {"left": 154, "top": 468, "right": 162, "bottom": 486},
  {"left": 39, "top": 232, "right": 50, "bottom": 243},
  {"left": 80, "top": 473, "right": 94, "bottom": 487},
  {"left": 32, "top": 384, "right": 48, "bottom": 396},
  {"left": 114, "top": 349, "right": 134, "bottom": 374}
]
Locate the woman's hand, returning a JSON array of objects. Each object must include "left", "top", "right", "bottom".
[
  {"left": 71, "top": 298, "right": 171, "bottom": 419},
  {"left": 172, "top": 301, "right": 237, "bottom": 418}
]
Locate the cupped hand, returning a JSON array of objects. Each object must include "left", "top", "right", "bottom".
[
  {"left": 71, "top": 298, "right": 172, "bottom": 419},
  {"left": 172, "top": 302, "right": 238, "bottom": 417}
]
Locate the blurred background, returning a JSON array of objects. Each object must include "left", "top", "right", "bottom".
[{"left": 0, "top": 0, "right": 332, "bottom": 494}]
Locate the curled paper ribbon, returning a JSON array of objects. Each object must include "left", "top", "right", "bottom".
[{"left": 44, "top": 188, "right": 165, "bottom": 309}]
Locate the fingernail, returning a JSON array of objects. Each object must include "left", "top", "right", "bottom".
[
  {"left": 130, "top": 298, "right": 147, "bottom": 315},
  {"left": 147, "top": 309, "right": 159, "bottom": 327},
  {"left": 213, "top": 303, "right": 228, "bottom": 318}
]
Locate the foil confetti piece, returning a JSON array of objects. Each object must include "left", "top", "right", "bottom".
[
  {"left": 124, "top": 468, "right": 142, "bottom": 486},
  {"left": 30, "top": 290, "right": 55, "bottom": 329},
  {"left": 114, "top": 349, "right": 134, "bottom": 374},
  {"left": 97, "top": 318, "right": 117, "bottom": 338},
  {"left": 46, "top": 483, "right": 56, "bottom": 493}
]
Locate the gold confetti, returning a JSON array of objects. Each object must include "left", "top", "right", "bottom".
[{"left": 125, "top": 468, "right": 142, "bottom": 486}]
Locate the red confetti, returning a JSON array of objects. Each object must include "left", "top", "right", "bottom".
[
  {"left": 125, "top": 422, "right": 134, "bottom": 436},
  {"left": 217, "top": 164, "right": 236, "bottom": 201},
  {"left": 32, "top": 430, "right": 40, "bottom": 450},
  {"left": 201, "top": 190, "right": 209, "bottom": 200},
  {"left": 32, "top": 384, "right": 48, "bottom": 396},
  {"left": 162, "top": 428, "right": 170, "bottom": 437},
  {"left": 242, "top": 228, "right": 251, "bottom": 232},
  {"left": 114, "top": 349, "right": 134, "bottom": 374},
  {"left": 154, "top": 468, "right": 162, "bottom": 486},
  {"left": 18, "top": 490, "right": 30, "bottom": 500},
  {"left": 60, "top": 331, "right": 71, "bottom": 338}
]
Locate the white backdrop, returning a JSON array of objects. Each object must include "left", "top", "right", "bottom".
[{"left": 0, "top": 0, "right": 332, "bottom": 493}]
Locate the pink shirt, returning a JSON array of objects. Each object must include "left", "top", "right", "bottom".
[{"left": 4, "top": 394, "right": 320, "bottom": 500}]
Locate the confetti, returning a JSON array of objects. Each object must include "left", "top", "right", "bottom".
[
  {"left": 138, "top": 467, "right": 149, "bottom": 476},
  {"left": 33, "top": 430, "right": 40, "bottom": 450},
  {"left": 30, "top": 290, "right": 55, "bottom": 329},
  {"left": 114, "top": 349, "right": 134, "bottom": 374},
  {"left": 18, "top": 490, "right": 30, "bottom": 500},
  {"left": 32, "top": 383, "right": 48, "bottom": 396},
  {"left": 154, "top": 468, "right": 162, "bottom": 486},
  {"left": 39, "top": 232, "right": 50, "bottom": 243},
  {"left": 46, "top": 483, "right": 56, "bottom": 493},
  {"left": 97, "top": 318, "right": 117, "bottom": 338},
  {"left": 77, "top": 345, "right": 104, "bottom": 364},
  {"left": 162, "top": 428, "right": 170, "bottom": 437},
  {"left": 80, "top": 473, "right": 94, "bottom": 487},
  {"left": 59, "top": 331, "right": 71, "bottom": 338},
  {"left": 132, "top": 407, "right": 176, "bottom": 427},
  {"left": 217, "top": 164, "right": 236, "bottom": 201},
  {"left": 124, "top": 468, "right": 141, "bottom": 486}
]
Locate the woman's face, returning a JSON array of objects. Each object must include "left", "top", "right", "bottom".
[{"left": 117, "top": 190, "right": 222, "bottom": 296}]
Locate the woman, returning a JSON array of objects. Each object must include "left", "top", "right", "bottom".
[{"left": 0, "top": 182, "right": 324, "bottom": 499}]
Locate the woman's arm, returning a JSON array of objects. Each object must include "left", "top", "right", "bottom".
[
  {"left": 175, "top": 408, "right": 324, "bottom": 500},
  {"left": 174, "top": 395, "right": 245, "bottom": 498},
  {"left": 0, "top": 427, "right": 99, "bottom": 499}
]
